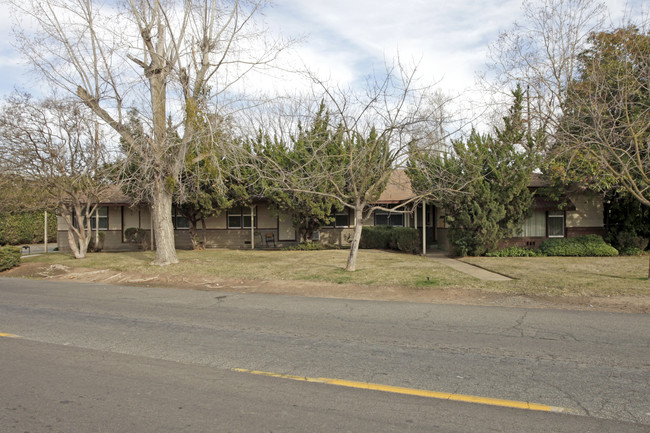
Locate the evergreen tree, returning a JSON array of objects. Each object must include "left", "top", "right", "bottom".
[
  {"left": 411, "top": 86, "right": 538, "bottom": 256},
  {"left": 259, "top": 102, "right": 345, "bottom": 242}
]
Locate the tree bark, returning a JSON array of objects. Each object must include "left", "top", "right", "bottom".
[
  {"left": 201, "top": 219, "right": 207, "bottom": 249},
  {"left": 151, "top": 181, "right": 178, "bottom": 265},
  {"left": 188, "top": 217, "right": 201, "bottom": 250},
  {"left": 345, "top": 206, "right": 365, "bottom": 271},
  {"left": 63, "top": 208, "right": 89, "bottom": 259}
]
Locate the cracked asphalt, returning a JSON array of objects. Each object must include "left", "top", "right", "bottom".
[{"left": 1, "top": 277, "right": 648, "bottom": 431}]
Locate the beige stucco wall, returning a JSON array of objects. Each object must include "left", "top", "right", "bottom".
[
  {"left": 123, "top": 207, "right": 140, "bottom": 231},
  {"left": 566, "top": 193, "right": 604, "bottom": 228},
  {"left": 256, "top": 204, "right": 277, "bottom": 229},
  {"left": 205, "top": 213, "right": 227, "bottom": 229},
  {"left": 319, "top": 228, "right": 355, "bottom": 246},
  {"left": 107, "top": 207, "right": 121, "bottom": 231},
  {"left": 57, "top": 215, "right": 68, "bottom": 231}
]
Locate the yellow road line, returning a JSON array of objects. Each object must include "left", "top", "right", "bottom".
[
  {"left": 0, "top": 332, "right": 20, "bottom": 338},
  {"left": 232, "top": 368, "right": 571, "bottom": 413}
]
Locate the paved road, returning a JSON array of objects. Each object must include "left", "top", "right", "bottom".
[{"left": 0, "top": 277, "right": 648, "bottom": 432}]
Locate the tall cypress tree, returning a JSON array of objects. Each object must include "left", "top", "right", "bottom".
[{"left": 428, "top": 86, "right": 538, "bottom": 256}]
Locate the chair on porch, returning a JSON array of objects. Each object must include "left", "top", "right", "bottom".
[{"left": 265, "top": 232, "right": 276, "bottom": 248}]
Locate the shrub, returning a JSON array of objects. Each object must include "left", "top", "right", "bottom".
[
  {"left": 360, "top": 226, "right": 421, "bottom": 254},
  {"left": 125, "top": 227, "right": 148, "bottom": 250},
  {"left": 614, "top": 231, "right": 649, "bottom": 252},
  {"left": 618, "top": 247, "right": 645, "bottom": 256},
  {"left": 360, "top": 226, "right": 392, "bottom": 250},
  {"left": 0, "top": 211, "right": 57, "bottom": 245},
  {"left": 486, "top": 246, "right": 540, "bottom": 257},
  {"left": 283, "top": 242, "right": 337, "bottom": 251},
  {"left": 538, "top": 235, "right": 618, "bottom": 257},
  {"left": 389, "top": 227, "right": 420, "bottom": 254},
  {"left": 0, "top": 246, "right": 21, "bottom": 271}
]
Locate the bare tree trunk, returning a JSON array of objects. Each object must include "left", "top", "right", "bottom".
[
  {"left": 66, "top": 228, "right": 82, "bottom": 259},
  {"left": 63, "top": 209, "right": 89, "bottom": 259},
  {"left": 151, "top": 181, "right": 178, "bottom": 265},
  {"left": 188, "top": 219, "right": 200, "bottom": 250},
  {"left": 201, "top": 219, "right": 207, "bottom": 249},
  {"left": 345, "top": 206, "right": 365, "bottom": 271}
]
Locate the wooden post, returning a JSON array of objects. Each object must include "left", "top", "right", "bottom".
[
  {"left": 250, "top": 205, "right": 255, "bottom": 250},
  {"left": 95, "top": 209, "right": 99, "bottom": 247},
  {"left": 150, "top": 208, "right": 154, "bottom": 251},
  {"left": 44, "top": 210, "right": 48, "bottom": 254},
  {"left": 421, "top": 201, "right": 426, "bottom": 255}
]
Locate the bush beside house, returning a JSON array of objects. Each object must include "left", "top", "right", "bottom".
[
  {"left": 487, "top": 235, "right": 621, "bottom": 257},
  {"left": 538, "top": 235, "right": 618, "bottom": 257},
  {"left": 360, "top": 226, "right": 420, "bottom": 254},
  {"left": 0, "top": 246, "right": 21, "bottom": 271},
  {"left": 0, "top": 212, "right": 57, "bottom": 245}
]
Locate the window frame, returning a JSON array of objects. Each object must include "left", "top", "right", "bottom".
[
  {"left": 172, "top": 207, "right": 190, "bottom": 230},
  {"left": 227, "top": 206, "right": 257, "bottom": 229},
  {"left": 323, "top": 208, "right": 351, "bottom": 228},
  {"left": 547, "top": 211, "right": 565, "bottom": 238},
  {"left": 374, "top": 206, "right": 404, "bottom": 227}
]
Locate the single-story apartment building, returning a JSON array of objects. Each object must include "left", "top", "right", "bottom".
[{"left": 56, "top": 171, "right": 605, "bottom": 253}]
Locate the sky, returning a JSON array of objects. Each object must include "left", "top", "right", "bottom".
[{"left": 0, "top": 0, "right": 645, "bottom": 109}]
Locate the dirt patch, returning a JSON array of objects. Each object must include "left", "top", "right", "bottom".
[{"left": 4, "top": 262, "right": 649, "bottom": 313}]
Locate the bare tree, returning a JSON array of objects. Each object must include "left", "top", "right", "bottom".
[
  {"left": 244, "top": 63, "right": 463, "bottom": 271},
  {"left": 482, "top": 0, "right": 607, "bottom": 149},
  {"left": 0, "top": 93, "right": 108, "bottom": 258},
  {"left": 9, "top": 0, "right": 287, "bottom": 265},
  {"left": 556, "top": 25, "right": 650, "bottom": 278}
]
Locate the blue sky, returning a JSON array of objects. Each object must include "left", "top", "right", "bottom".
[{"left": 0, "top": 0, "right": 644, "bottom": 100}]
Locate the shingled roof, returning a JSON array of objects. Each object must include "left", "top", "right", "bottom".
[{"left": 376, "top": 170, "right": 415, "bottom": 203}]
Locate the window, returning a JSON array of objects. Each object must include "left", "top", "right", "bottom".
[
  {"left": 228, "top": 206, "right": 257, "bottom": 229},
  {"left": 521, "top": 210, "right": 546, "bottom": 237},
  {"left": 172, "top": 207, "right": 189, "bottom": 230},
  {"left": 323, "top": 209, "right": 350, "bottom": 228},
  {"left": 374, "top": 207, "right": 404, "bottom": 227},
  {"left": 547, "top": 211, "right": 565, "bottom": 237},
  {"left": 91, "top": 206, "right": 108, "bottom": 230},
  {"left": 332, "top": 209, "right": 350, "bottom": 227}
]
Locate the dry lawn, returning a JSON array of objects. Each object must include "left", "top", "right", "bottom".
[
  {"left": 461, "top": 256, "right": 649, "bottom": 296},
  {"left": 18, "top": 248, "right": 650, "bottom": 297}
]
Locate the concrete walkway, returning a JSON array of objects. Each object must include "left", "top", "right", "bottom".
[{"left": 426, "top": 251, "right": 512, "bottom": 281}]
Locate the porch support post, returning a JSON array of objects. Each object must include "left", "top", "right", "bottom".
[
  {"left": 422, "top": 201, "right": 427, "bottom": 255},
  {"left": 44, "top": 211, "right": 48, "bottom": 254},
  {"left": 150, "top": 207, "right": 154, "bottom": 251},
  {"left": 250, "top": 205, "right": 255, "bottom": 250},
  {"left": 95, "top": 210, "right": 99, "bottom": 247}
]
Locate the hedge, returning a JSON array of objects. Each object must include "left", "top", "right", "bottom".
[
  {"left": 486, "top": 246, "right": 540, "bottom": 257},
  {"left": 360, "top": 226, "right": 420, "bottom": 254},
  {"left": 0, "top": 212, "right": 57, "bottom": 245},
  {"left": 538, "top": 235, "right": 618, "bottom": 257},
  {"left": 0, "top": 246, "right": 21, "bottom": 272}
]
